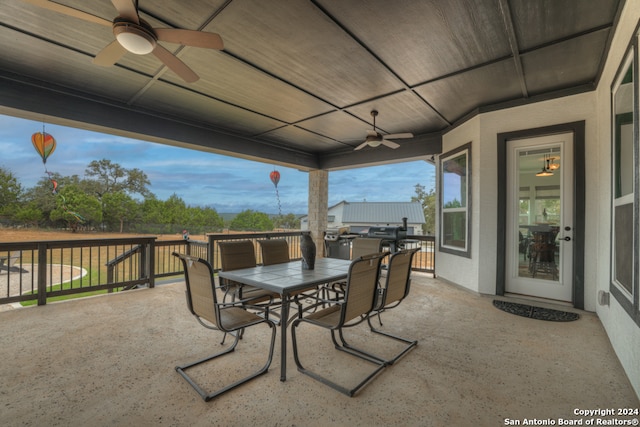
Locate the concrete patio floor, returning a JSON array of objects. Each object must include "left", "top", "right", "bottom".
[{"left": 1, "top": 273, "right": 638, "bottom": 426}]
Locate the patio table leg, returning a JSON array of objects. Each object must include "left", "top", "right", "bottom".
[{"left": 280, "top": 294, "right": 289, "bottom": 381}]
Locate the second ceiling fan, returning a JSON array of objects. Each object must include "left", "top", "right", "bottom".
[
  {"left": 354, "top": 110, "right": 413, "bottom": 151},
  {"left": 24, "top": 0, "right": 224, "bottom": 83}
]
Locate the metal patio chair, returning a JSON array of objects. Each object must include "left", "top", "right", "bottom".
[
  {"left": 366, "top": 248, "right": 420, "bottom": 365},
  {"left": 258, "top": 238, "right": 290, "bottom": 266},
  {"left": 329, "top": 237, "right": 384, "bottom": 295},
  {"left": 259, "top": 238, "right": 327, "bottom": 315},
  {"left": 218, "top": 240, "right": 281, "bottom": 305},
  {"left": 291, "top": 252, "right": 388, "bottom": 397},
  {"left": 350, "top": 237, "right": 383, "bottom": 260},
  {"left": 171, "top": 252, "right": 276, "bottom": 402}
]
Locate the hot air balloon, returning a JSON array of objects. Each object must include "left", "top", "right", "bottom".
[
  {"left": 32, "top": 131, "right": 57, "bottom": 165},
  {"left": 270, "top": 169, "right": 282, "bottom": 215},
  {"left": 270, "top": 170, "right": 280, "bottom": 187}
]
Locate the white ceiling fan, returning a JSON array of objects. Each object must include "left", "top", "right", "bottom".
[
  {"left": 354, "top": 110, "right": 413, "bottom": 151},
  {"left": 23, "top": 0, "right": 224, "bottom": 83}
]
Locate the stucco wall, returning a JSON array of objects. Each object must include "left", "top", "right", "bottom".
[
  {"left": 438, "top": 92, "right": 597, "bottom": 296},
  {"left": 593, "top": 0, "right": 640, "bottom": 400},
  {"left": 437, "top": 117, "right": 480, "bottom": 290},
  {"left": 436, "top": 0, "right": 640, "bottom": 399}
]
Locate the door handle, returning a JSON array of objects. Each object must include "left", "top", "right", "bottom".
[{"left": 562, "top": 236, "right": 571, "bottom": 241}]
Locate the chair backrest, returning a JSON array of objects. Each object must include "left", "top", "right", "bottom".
[
  {"left": 173, "top": 252, "right": 219, "bottom": 326},
  {"left": 341, "top": 252, "right": 386, "bottom": 324},
  {"left": 351, "top": 238, "right": 383, "bottom": 260},
  {"left": 218, "top": 240, "right": 257, "bottom": 271},
  {"left": 382, "top": 248, "right": 419, "bottom": 307},
  {"left": 258, "top": 239, "right": 290, "bottom": 266}
]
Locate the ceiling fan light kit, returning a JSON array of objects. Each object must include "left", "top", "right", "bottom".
[
  {"left": 27, "top": 0, "right": 224, "bottom": 83},
  {"left": 113, "top": 20, "right": 157, "bottom": 54}
]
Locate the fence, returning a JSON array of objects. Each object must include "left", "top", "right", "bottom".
[{"left": 0, "top": 232, "right": 434, "bottom": 307}]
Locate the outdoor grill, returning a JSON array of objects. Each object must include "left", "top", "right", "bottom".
[
  {"left": 324, "top": 227, "right": 356, "bottom": 259},
  {"left": 325, "top": 218, "right": 419, "bottom": 259},
  {"left": 363, "top": 217, "right": 409, "bottom": 253}
]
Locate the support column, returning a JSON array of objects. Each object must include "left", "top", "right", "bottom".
[{"left": 307, "top": 169, "right": 328, "bottom": 257}]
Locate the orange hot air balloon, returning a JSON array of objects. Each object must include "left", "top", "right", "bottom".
[
  {"left": 270, "top": 170, "right": 280, "bottom": 187},
  {"left": 32, "top": 132, "right": 57, "bottom": 164}
]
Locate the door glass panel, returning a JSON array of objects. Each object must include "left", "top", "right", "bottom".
[{"left": 516, "top": 147, "right": 561, "bottom": 281}]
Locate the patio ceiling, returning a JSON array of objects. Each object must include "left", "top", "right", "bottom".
[{"left": 0, "top": 0, "right": 623, "bottom": 171}]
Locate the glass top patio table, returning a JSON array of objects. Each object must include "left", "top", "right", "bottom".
[{"left": 218, "top": 257, "right": 352, "bottom": 381}]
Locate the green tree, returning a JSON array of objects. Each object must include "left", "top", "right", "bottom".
[
  {"left": 184, "top": 206, "right": 224, "bottom": 234},
  {"left": 13, "top": 203, "right": 43, "bottom": 227},
  {"left": 50, "top": 184, "right": 101, "bottom": 231},
  {"left": 85, "top": 159, "right": 151, "bottom": 197},
  {"left": 103, "top": 191, "right": 139, "bottom": 232},
  {"left": 230, "top": 209, "right": 274, "bottom": 231},
  {"left": 272, "top": 213, "right": 300, "bottom": 230},
  {"left": 21, "top": 173, "right": 64, "bottom": 226},
  {"left": 162, "top": 194, "right": 188, "bottom": 232},
  {"left": 411, "top": 183, "right": 436, "bottom": 235},
  {"left": 0, "top": 167, "right": 22, "bottom": 218}
]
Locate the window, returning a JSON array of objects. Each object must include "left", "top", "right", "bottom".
[
  {"left": 439, "top": 143, "right": 471, "bottom": 257},
  {"left": 610, "top": 41, "right": 640, "bottom": 326}
]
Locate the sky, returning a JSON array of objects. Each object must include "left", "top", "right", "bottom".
[{"left": 0, "top": 114, "right": 435, "bottom": 214}]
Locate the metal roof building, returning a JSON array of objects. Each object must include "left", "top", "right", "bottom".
[{"left": 301, "top": 201, "right": 426, "bottom": 235}]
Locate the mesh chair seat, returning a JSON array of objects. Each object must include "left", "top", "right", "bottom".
[
  {"left": 292, "top": 252, "right": 388, "bottom": 397},
  {"left": 172, "top": 252, "right": 276, "bottom": 402},
  {"left": 258, "top": 239, "right": 290, "bottom": 266},
  {"left": 366, "top": 248, "right": 420, "bottom": 365},
  {"left": 219, "top": 240, "right": 281, "bottom": 305}
]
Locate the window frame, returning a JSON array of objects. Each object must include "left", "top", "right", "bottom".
[
  {"left": 610, "top": 32, "right": 640, "bottom": 327},
  {"left": 439, "top": 142, "right": 472, "bottom": 258}
]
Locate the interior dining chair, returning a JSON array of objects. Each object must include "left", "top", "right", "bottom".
[
  {"left": 366, "top": 247, "right": 421, "bottom": 365},
  {"left": 291, "top": 252, "right": 388, "bottom": 397},
  {"left": 171, "top": 252, "right": 276, "bottom": 402},
  {"left": 258, "top": 239, "right": 290, "bottom": 265}
]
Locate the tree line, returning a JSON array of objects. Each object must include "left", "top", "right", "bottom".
[{"left": 0, "top": 159, "right": 300, "bottom": 234}]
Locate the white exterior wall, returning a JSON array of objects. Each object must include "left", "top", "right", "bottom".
[
  {"left": 436, "top": 0, "right": 640, "bottom": 399},
  {"left": 437, "top": 116, "right": 481, "bottom": 290},
  {"left": 593, "top": 0, "right": 640, "bottom": 400}
]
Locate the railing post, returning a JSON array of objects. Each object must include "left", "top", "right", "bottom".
[
  {"left": 148, "top": 239, "right": 155, "bottom": 288},
  {"left": 37, "top": 243, "right": 47, "bottom": 306},
  {"left": 207, "top": 234, "right": 215, "bottom": 270},
  {"left": 139, "top": 244, "right": 146, "bottom": 284}
]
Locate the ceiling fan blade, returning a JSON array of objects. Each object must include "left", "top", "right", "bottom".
[
  {"left": 384, "top": 132, "right": 413, "bottom": 139},
  {"left": 381, "top": 140, "right": 400, "bottom": 149},
  {"left": 111, "top": 0, "right": 139, "bottom": 24},
  {"left": 92, "top": 40, "right": 127, "bottom": 66},
  {"left": 354, "top": 141, "right": 369, "bottom": 151},
  {"left": 155, "top": 29, "right": 224, "bottom": 50},
  {"left": 23, "top": 0, "right": 112, "bottom": 27},
  {"left": 152, "top": 44, "right": 199, "bottom": 83}
]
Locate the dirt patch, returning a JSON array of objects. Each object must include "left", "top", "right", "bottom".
[
  {"left": 0, "top": 263, "right": 85, "bottom": 300},
  {"left": 0, "top": 229, "right": 199, "bottom": 243}
]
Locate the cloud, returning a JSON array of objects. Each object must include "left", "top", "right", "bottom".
[{"left": 1, "top": 114, "right": 435, "bottom": 214}]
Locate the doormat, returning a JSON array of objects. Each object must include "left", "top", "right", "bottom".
[{"left": 492, "top": 300, "right": 580, "bottom": 322}]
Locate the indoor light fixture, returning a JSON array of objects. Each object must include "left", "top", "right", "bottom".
[
  {"left": 535, "top": 154, "right": 554, "bottom": 177},
  {"left": 113, "top": 20, "right": 157, "bottom": 55}
]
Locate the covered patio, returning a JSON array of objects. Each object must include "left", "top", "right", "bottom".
[
  {"left": 1, "top": 0, "right": 640, "bottom": 409},
  {"left": 1, "top": 273, "right": 636, "bottom": 426}
]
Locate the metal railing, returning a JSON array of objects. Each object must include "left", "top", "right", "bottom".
[{"left": 0, "top": 232, "right": 434, "bottom": 307}]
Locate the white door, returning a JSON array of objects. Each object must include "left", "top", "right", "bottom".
[{"left": 505, "top": 133, "right": 574, "bottom": 301}]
